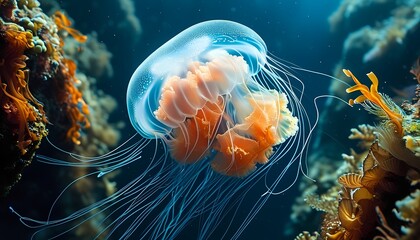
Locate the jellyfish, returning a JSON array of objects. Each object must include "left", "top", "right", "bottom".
[
  {"left": 127, "top": 20, "right": 299, "bottom": 177},
  {"left": 12, "top": 20, "right": 315, "bottom": 239}
]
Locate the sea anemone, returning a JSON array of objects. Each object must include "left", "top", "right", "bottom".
[{"left": 0, "top": 22, "right": 47, "bottom": 153}]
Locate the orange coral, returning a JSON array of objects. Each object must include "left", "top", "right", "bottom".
[
  {"left": 0, "top": 23, "right": 47, "bottom": 153},
  {"left": 54, "top": 11, "right": 87, "bottom": 43},
  {"left": 52, "top": 11, "right": 90, "bottom": 145},
  {"left": 344, "top": 69, "right": 404, "bottom": 136},
  {"left": 58, "top": 59, "right": 90, "bottom": 145}
]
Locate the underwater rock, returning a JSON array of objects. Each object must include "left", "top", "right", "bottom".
[
  {"left": 0, "top": 18, "right": 48, "bottom": 196},
  {"left": 402, "top": 59, "right": 420, "bottom": 158},
  {"left": 0, "top": 0, "right": 58, "bottom": 196},
  {"left": 312, "top": 0, "right": 420, "bottom": 157},
  {"left": 1, "top": 0, "right": 124, "bottom": 239},
  {"left": 0, "top": 0, "right": 120, "bottom": 199}
]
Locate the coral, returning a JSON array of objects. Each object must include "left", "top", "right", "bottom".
[
  {"left": 55, "top": 58, "right": 90, "bottom": 145},
  {"left": 51, "top": 11, "right": 90, "bottom": 145},
  {"left": 295, "top": 65, "right": 420, "bottom": 239},
  {"left": 402, "top": 59, "right": 420, "bottom": 157},
  {"left": 305, "top": 186, "right": 339, "bottom": 215},
  {"left": 295, "top": 231, "right": 321, "bottom": 240},
  {"left": 72, "top": 73, "right": 123, "bottom": 156},
  {"left": 117, "top": 0, "right": 142, "bottom": 44},
  {"left": 330, "top": 0, "right": 419, "bottom": 64},
  {"left": 345, "top": 70, "right": 420, "bottom": 171},
  {"left": 328, "top": 0, "right": 397, "bottom": 34},
  {"left": 0, "top": 1, "right": 123, "bottom": 239},
  {"left": 53, "top": 11, "right": 87, "bottom": 43},
  {"left": 313, "top": 0, "right": 420, "bottom": 163},
  {"left": 0, "top": 0, "right": 92, "bottom": 196},
  {"left": 56, "top": 17, "right": 122, "bottom": 156},
  {"left": 349, "top": 124, "right": 376, "bottom": 150},
  {"left": 0, "top": 22, "right": 47, "bottom": 152},
  {"left": 296, "top": 1, "right": 420, "bottom": 238},
  {"left": 0, "top": 2, "right": 50, "bottom": 195},
  {"left": 395, "top": 190, "right": 420, "bottom": 239},
  {"left": 344, "top": 69, "right": 404, "bottom": 136},
  {"left": 288, "top": 122, "right": 376, "bottom": 237},
  {"left": 312, "top": 142, "right": 410, "bottom": 240},
  {"left": 64, "top": 32, "right": 113, "bottom": 79}
]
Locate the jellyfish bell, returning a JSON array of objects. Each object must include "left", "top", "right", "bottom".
[
  {"left": 127, "top": 20, "right": 298, "bottom": 176},
  {"left": 128, "top": 20, "right": 267, "bottom": 139},
  {"left": 11, "top": 20, "right": 338, "bottom": 239}
]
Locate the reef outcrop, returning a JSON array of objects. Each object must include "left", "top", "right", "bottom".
[
  {"left": 294, "top": 61, "right": 420, "bottom": 239},
  {"left": 290, "top": 0, "right": 420, "bottom": 238},
  {"left": 0, "top": 0, "right": 91, "bottom": 196},
  {"left": 1, "top": 0, "right": 125, "bottom": 239}
]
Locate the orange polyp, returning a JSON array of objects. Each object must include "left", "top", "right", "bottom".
[{"left": 344, "top": 69, "right": 403, "bottom": 136}]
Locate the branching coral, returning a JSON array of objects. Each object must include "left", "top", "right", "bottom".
[
  {"left": 344, "top": 69, "right": 404, "bottom": 136},
  {"left": 349, "top": 124, "right": 376, "bottom": 149},
  {"left": 344, "top": 69, "right": 420, "bottom": 171},
  {"left": 330, "top": 0, "right": 419, "bottom": 65},
  {"left": 395, "top": 190, "right": 420, "bottom": 239}
]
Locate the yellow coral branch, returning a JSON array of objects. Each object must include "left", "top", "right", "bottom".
[{"left": 343, "top": 69, "right": 403, "bottom": 136}]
